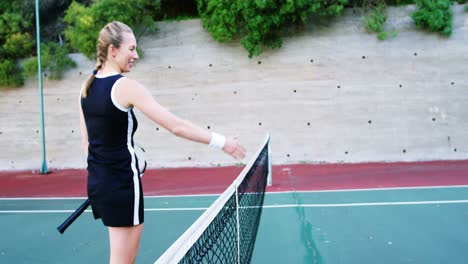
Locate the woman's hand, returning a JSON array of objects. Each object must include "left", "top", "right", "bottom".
[{"left": 222, "top": 136, "right": 246, "bottom": 160}]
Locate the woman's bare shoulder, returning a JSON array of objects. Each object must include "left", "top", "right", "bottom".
[{"left": 119, "top": 76, "right": 142, "bottom": 88}]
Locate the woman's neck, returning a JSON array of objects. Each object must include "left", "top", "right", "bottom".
[{"left": 99, "top": 63, "right": 121, "bottom": 75}]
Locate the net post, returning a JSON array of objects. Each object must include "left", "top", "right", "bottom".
[
  {"left": 267, "top": 133, "right": 272, "bottom": 186},
  {"left": 235, "top": 184, "right": 241, "bottom": 264}
]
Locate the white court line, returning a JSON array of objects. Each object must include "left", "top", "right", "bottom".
[
  {"left": 2, "top": 199, "right": 468, "bottom": 214},
  {"left": 0, "top": 197, "right": 86, "bottom": 200},
  {"left": 263, "top": 199, "right": 468, "bottom": 208},
  {"left": 267, "top": 184, "right": 468, "bottom": 194},
  {"left": 0, "top": 209, "right": 85, "bottom": 214},
  {"left": 0, "top": 193, "right": 220, "bottom": 201},
  {"left": 0, "top": 207, "right": 209, "bottom": 214},
  {"left": 1, "top": 184, "right": 468, "bottom": 201}
]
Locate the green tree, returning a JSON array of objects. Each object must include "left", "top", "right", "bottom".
[{"left": 63, "top": 0, "right": 160, "bottom": 59}]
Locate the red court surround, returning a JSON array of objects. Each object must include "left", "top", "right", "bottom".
[{"left": 1, "top": 160, "right": 468, "bottom": 197}]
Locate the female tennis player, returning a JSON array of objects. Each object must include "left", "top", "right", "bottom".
[{"left": 79, "top": 21, "right": 246, "bottom": 264}]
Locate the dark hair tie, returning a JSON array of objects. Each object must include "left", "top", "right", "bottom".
[{"left": 92, "top": 69, "right": 98, "bottom": 75}]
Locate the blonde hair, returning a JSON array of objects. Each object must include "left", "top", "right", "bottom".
[{"left": 82, "top": 21, "right": 133, "bottom": 98}]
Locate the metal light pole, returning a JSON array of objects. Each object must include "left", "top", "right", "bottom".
[{"left": 35, "top": 0, "right": 48, "bottom": 174}]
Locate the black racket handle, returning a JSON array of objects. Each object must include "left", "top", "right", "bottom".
[{"left": 57, "top": 199, "right": 91, "bottom": 234}]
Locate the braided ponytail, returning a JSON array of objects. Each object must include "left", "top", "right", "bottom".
[
  {"left": 81, "top": 21, "right": 133, "bottom": 98},
  {"left": 82, "top": 57, "right": 103, "bottom": 98}
]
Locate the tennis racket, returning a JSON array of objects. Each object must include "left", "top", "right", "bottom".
[
  {"left": 57, "top": 144, "right": 147, "bottom": 234},
  {"left": 57, "top": 199, "right": 90, "bottom": 234}
]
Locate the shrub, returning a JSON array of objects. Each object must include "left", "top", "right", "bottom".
[
  {"left": 0, "top": 4, "right": 33, "bottom": 40},
  {"left": 363, "top": 2, "right": 386, "bottom": 31},
  {"left": 412, "top": 0, "right": 453, "bottom": 36},
  {"left": 23, "top": 42, "right": 77, "bottom": 80},
  {"left": 0, "top": 1, "right": 34, "bottom": 87},
  {"left": 3, "top": 32, "right": 35, "bottom": 58},
  {"left": 362, "top": 0, "right": 398, "bottom": 40},
  {"left": 0, "top": 59, "right": 24, "bottom": 87},
  {"left": 197, "top": 0, "right": 348, "bottom": 57}
]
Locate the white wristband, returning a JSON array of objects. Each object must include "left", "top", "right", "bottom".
[{"left": 209, "top": 133, "right": 226, "bottom": 150}]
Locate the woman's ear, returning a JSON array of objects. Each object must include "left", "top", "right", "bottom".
[{"left": 108, "top": 44, "right": 117, "bottom": 58}]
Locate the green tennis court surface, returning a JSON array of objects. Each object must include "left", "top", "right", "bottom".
[{"left": 1, "top": 186, "right": 468, "bottom": 263}]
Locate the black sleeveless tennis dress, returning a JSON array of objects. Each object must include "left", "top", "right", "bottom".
[{"left": 80, "top": 73, "right": 144, "bottom": 227}]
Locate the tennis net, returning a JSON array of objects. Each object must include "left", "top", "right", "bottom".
[{"left": 154, "top": 134, "right": 271, "bottom": 264}]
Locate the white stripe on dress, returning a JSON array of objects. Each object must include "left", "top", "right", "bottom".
[
  {"left": 111, "top": 77, "right": 130, "bottom": 112},
  {"left": 127, "top": 111, "right": 141, "bottom": 225}
]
